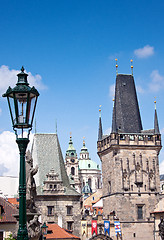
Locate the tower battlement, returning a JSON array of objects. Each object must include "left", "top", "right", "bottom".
[{"left": 97, "top": 132, "right": 162, "bottom": 155}]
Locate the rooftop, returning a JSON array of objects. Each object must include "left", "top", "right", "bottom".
[{"left": 46, "top": 224, "right": 80, "bottom": 239}]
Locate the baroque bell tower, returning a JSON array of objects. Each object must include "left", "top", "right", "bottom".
[
  {"left": 97, "top": 71, "right": 162, "bottom": 239},
  {"left": 65, "top": 134, "right": 81, "bottom": 193}
]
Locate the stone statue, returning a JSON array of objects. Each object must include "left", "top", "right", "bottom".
[
  {"left": 27, "top": 215, "right": 41, "bottom": 239},
  {"left": 26, "top": 150, "right": 38, "bottom": 212}
]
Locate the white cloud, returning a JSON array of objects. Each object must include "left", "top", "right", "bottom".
[
  {"left": 134, "top": 45, "right": 154, "bottom": 59},
  {"left": 0, "top": 131, "right": 34, "bottom": 177},
  {"left": 105, "top": 127, "right": 111, "bottom": 135},
  {"left": 149, "top": 70, "right": 164, "bottom": 92},
  {"left": 0, "top": 65, "right": 46, "bottom": 96},
  {"left": 109, "top": 84, "right": 115, "bottom": 98},
  {"left": 161, "top": 128, "right": 164, "bottom": 134}
]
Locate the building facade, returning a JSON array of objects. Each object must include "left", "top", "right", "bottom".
[
  {"left": 97, "top": 74, "right": 162, "bottom": 240},
  {"left": 31, "top": 133, "right": 81, "bottom": 237}
]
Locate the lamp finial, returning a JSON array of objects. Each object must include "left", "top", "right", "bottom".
[{"left": 21, "top": 66, "right": 25, "bottom": 72}]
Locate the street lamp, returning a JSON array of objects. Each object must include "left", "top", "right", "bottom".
[
  {"left": 3, "top": 66, "right": 39, "bottom": 240},
  {"left": 41, "top": 222, "right": 48, "bottom": 240}
]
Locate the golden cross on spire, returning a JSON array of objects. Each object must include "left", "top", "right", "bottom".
[
  {"left": 154, "top": 97, "right": 157, "bottom": 110},
  {"left": 131, "top": 59, "right": 133, "bottom": 75},
  {"left": 83, "top": 136, "right": 85, "bottom": 145},
  {"left": 115, "top": 58, "right": 118, "bottom": 75},
  {"left": 99, "top": 105, "right": 102, "bottom": 117}
]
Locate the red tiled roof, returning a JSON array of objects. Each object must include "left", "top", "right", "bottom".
[
  {"left": 0, "top": 197, "right": 17, "bottom": 223},
  {"left": 8, "top": 198, "right": 19, "bottom": 206},
  {"left": 46, "top": 224, "right": 80, "bottom": 239}
]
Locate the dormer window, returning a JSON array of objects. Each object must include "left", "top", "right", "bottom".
[{"left": 88, "top": 164, "right": 91, "bottom": 168}]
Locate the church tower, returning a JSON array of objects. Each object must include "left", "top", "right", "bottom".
[
  {"left": 97, "top": 73, "right": 162, "bottom": 240},
  {"left": 65, "top": 135, "right": 81, "bottom": 193}
]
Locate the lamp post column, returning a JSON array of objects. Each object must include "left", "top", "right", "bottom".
[{"left": 17, "top": 138, "right": 29, "bottom": 240}]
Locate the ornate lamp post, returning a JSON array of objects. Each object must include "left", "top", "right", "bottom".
[
  {"left": 41, "top": 222, "right": 48, "bottom": 240},
  {"left": 3, "top": 67, "right": 39, "bottom": 240}
]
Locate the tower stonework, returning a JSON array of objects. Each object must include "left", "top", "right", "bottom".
[{"left": 97, "top": 74, "right": 162, "bottom": 240}]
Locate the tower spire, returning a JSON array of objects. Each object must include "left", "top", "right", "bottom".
[
  {"left": 98, "top": 105, "right": 103, "bottom": 141},
  {"left": 154, "top": 98, "right": 160, "bottom": 134}
]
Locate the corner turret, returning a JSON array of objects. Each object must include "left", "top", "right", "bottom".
[{"left": 154, "top": 100, "right": 160, "bottom": 134}]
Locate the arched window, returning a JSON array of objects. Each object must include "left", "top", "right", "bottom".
[
  {"left": 88, "top": 178, "right": 91, "bottom": 188},
  {"left": 71, "top": 167, "right": 75, "bottom": 175}
]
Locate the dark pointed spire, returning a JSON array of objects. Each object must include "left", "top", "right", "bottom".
[
  {"left": 98, "top": 105, "right": 103, "bottom": 141},
  {"left": 154, "top": 99, "right": 160, "bottom": 134},
  {"left": 112, "top": 74, "right": 142, "bottom": 133}
]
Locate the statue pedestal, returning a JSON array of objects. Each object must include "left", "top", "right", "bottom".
[{"left": 13, "top": 212, "right": 41, "bottom": 240}]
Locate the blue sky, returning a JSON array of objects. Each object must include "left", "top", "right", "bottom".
[{"left": 0, "top": 0, "right": 164, "bottom": 176}]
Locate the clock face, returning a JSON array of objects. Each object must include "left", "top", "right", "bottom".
[{"left": 71, "top": 159, "right": 75, "bottom": 163}]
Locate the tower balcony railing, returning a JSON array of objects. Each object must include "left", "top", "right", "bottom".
[{"left": 97, "top": 132, "right": 161, "bottom": 152}]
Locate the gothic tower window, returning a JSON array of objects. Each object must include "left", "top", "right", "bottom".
[{"left": 137, "top": 205, "right": 143, "bottom": 220}]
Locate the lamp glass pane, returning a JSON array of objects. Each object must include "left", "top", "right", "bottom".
[
  {"left": 8, "top": 96, "right": 16, "bottom": 125},
  {"left": 15, "top": 93, "right": 28, "bottom": 125},
  {"left": 28, "top": 94, "right": 37, "bottom": 126}
]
